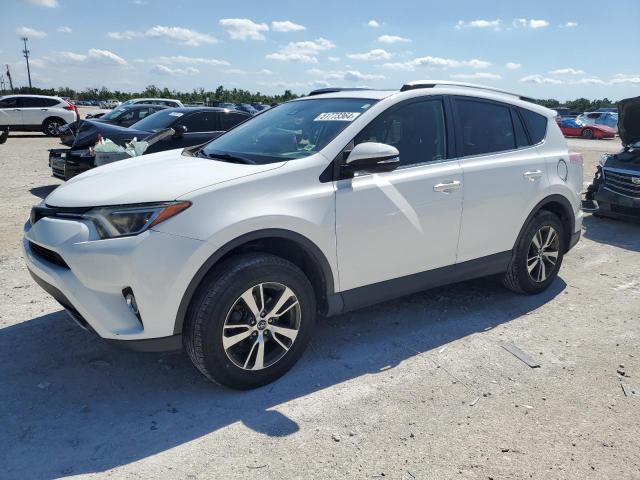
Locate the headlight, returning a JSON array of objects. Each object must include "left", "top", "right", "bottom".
[
  {"left": 598, "top": 154, "right": 609, "bottom": 167},
  {"left": 83, "top": 201, "right": 191, "bottom": 239}
]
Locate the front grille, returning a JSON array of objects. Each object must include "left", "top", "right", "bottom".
[
  {"left": 30, "top": 204, "right": 89, "bottom": 225},
  {"left": 603, "top": 168, "right": 640, "bottom": 199},
  {"left": 28, "top": 241, "right": 70, "bottom": 269}
]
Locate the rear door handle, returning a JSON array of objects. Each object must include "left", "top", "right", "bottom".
[
  {"left": 433, "top": 180, "right": 462, "bottom": 193},
  {"left": 524, "top": 170, "right": 543, "bottom": 181},
  {"left": 41, "top": 108, "right": 48, "bottom": 111}
]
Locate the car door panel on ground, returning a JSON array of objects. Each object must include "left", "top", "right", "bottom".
[
  {"left": 336, "top": 98, "right": 463, "bottom": 291},
  {"left": 453, "top": 96, "right": 548, "bottom": 262}
]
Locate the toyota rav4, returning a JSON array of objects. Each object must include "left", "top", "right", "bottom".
[{"left": 24, "top": 81, "right": 583, "bottom": 389}]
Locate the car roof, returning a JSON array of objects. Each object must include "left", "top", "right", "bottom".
[
  {"left": 1, "top": 94, "right": 62, "bottom": 99},
  {"left": 300, "top": 80, "right": 555, "bottom": 116},
  {"left": 131, "top": 98, "right": 181, "bottom": 102},
  {"left": 162, "top": 106, "right": 250, "bottom": 115}
]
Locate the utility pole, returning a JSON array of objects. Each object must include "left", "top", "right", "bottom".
[
  {"left": 22, "top": 37, "right": 32, "bottom": 90},
  {"left": 5, "top": 64, "right": 13, "bottom": 92},
  {"left": 0, "top": 74, "right": 5, "bottom": 92}
]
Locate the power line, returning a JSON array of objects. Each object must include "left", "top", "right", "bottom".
[{"left": 22, "top": 37, "right": 32, "bottom": 90}]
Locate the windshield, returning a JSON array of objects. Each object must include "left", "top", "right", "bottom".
[
  {"left": 131, "top": 109, "right": 182, "bottom": 132},
  {"left": 120, "top": 100, "right": 134, "bottom": 106},
  {"left": 201, "top": 98, "right": 376, "bottom": 164}
]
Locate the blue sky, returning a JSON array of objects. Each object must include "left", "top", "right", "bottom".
[{"left": 1, "top": 0, "right": 639, "bottom": 100}]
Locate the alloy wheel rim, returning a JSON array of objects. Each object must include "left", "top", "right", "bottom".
[
  {"left": 527, "top": 225, "right": 560, "bottom": 283},
  {"left": 222, "top": 282, "right": 301, "bottom": 371},
  {"left": 47, "top": 122, "right": 60, "bottom": 135}
]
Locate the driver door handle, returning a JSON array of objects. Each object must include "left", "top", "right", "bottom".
[
  {"left": 524, "top": 170, "right": 543, "bottom": 181},
  {"left": 433, "top": 180, "right": 462, "bottom": 193}
]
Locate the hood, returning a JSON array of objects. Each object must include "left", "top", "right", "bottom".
[
  {"left": 72, "top": 120, "right": 148, "bottom": 148},
  {"left": 618, "top": 96, "right": 640, "bottom": 146},
  {"left": 45, "top": 148, "right": 284, "bottom": 207}
]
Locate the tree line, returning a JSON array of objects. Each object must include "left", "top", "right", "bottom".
[{"left": 0, "top": 84, "right": 620, "bottom": 111}]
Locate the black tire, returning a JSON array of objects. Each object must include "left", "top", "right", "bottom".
[
  {"left": 183, "top": 253, "right": 316, "bottom": 389},
  {"left": 503, "top": 211, "right": 565, "bottom": 294},
  {"left": 581, "top": 128, "right": 594, "bottom": 139},
  {"left": 42, "top": 117, "right": 64, "bottom": 137}
]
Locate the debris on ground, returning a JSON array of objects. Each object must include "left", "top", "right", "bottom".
[{"left": 502, "top": 344, "right": 541, "bottom": 368}]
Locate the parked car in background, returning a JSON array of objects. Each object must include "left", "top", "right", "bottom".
[
  {"left": 211, "top": 101, "right": 237, "bottom": 109},
  {"left": 236, "top": 103, "right": 259, "bottom": 115},
  {"left": 557, "top": 117, "right": 616, "bottom": 139},
  {"left": 577, "top": 111, "right": 618, "bottom": 132},
  {"left": 120, "top": 98, "right": 184, "bottom": 108},
  {"left": 49, "top": 106, "right": 250, "bottom": 179},
  {"left": 251, "top": 103, "right": 271, "bottom": 112},
  {"left": 0, "top": 94, "right": 79, "bottom": 136},
  {"left": 27, "top": 81, "right": 583, "bottom": 389},
  {"left": 584, "top": 96, "right": 640, "bottom": 221},
  {"left": 58, "top": 104, "right": 169, "bottom": 146},
  {"left": 595, "top": 107, "right": 617, "bottom": 113}
]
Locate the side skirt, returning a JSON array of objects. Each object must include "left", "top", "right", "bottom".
[{"left": 329, "top": 251, "right": 512, "bottom": 315}]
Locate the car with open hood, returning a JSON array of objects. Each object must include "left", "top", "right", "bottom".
[
  {"left": 584, "top": 96, "right": 640, "bottom": 221},
  {"left": 49, "top": 107, "right": 250, "bottom": 179}
]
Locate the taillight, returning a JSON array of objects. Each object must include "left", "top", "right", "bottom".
[{"left": 569, "top": 152, "right": 583, "bottom": 165}]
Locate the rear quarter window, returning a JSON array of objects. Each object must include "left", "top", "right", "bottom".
[{"left": 519, "top": 108, "right": 548, "bottom": 144}]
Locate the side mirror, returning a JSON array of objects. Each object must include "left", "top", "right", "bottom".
[
  {"left": 173, "top": 124, "right": 188, "bottom": 138},
  {"left": 343, "top": 142, "right": 400, "bottom": 175}
]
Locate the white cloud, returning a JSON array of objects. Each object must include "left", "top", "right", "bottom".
[
  {"left": 219, "top": 18, "right": 269, "bottom": 40},
  {"left": 266, "top": 37, "right": 335, "bottom": 63},
  {"left": 377, "top": 34, "right": 411, "bottom": 44},
  {"left": 57, "top": 49, "right": 128, "bottom": 66},
  {"left": 347, "top": 49, "right": 392, "bottom": 61},
  {"left": 562, "top": 22, "right": 578, "bottom": 28},
  {"left": 574, "top": 77, "right": 606, "bottom": 85},
  {"left": 611, "top": 74, "right": 640, "bottom": 84},
  {"left": 145, "top": 26, "right": 218, "bottom": 46},
  {"left": 550, "top": 68, "right": 585, "bottom": 75},
  {"left": 24, "top": 0, "right": 58, "bottom": 7},
  {"left": 152, "top": 64, "right": 199, "bottom": 75},
  {"left": 108, "top": 26, "right": 218, "bottom": 46},
  {"left": 520, "top": 74, "right": 562, "bottom": 84},
  {"left": 16, "top": 26, "right": 47, "bottom": 38},
  {"left": 328, "top": 56, "right": 341, "bottom": 62},
  {"left": 450, "top": 72, "right": 502, "bottom": 80},
  {"left": 513, "top": 18, "right": 549, "bottom": 29},
  {"left": 506, "top": 62, "right": 522, "bottom": 70},
  {"left": 149, "top": 55, "right": 229, "bottom": 66},
  {"left": 271, "top": 20, "right": 305, "bottom": 32},
  {"left": 308, "top": 68, "right": 385, "bottom": 82},
  {"left": 57, "top": 26, "right": 72, "bottom": 33},
  {"left": 367, "top": 20, "right": 380, "bottom": 28},
  {"left": 455, "top": 19, "right": 501, "bottom": 30},
  {"left": 382, "top": 56, "right": 490, "bottom": 71}
]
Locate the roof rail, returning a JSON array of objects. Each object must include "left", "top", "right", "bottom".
[
  {"left": 307, "top": 87, "right": 371, "bottom": 96},
  {"left": 400, "top": 80, "right": 537, "bottom": 103}
]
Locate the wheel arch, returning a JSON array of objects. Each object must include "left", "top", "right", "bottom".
[
  {"left": 513, "top": 194, "right": 575, "bottom": 254},
  {"left": 173, "top": 229, "right": 337, "bottom": 335}
]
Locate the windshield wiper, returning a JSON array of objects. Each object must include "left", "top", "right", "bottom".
[{"left": 197, "top": 151, "right": 256, "bottom": 164}]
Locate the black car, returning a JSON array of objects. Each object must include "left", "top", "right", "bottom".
[
  {"left": 49, "top": 107, "right": 250, "bottom": 180},
  {"left": 584, "top": 96, "right": 640, "bottom": 221},
  {"left": 58, "top": 104, "right": 168, "bottom": 146}
]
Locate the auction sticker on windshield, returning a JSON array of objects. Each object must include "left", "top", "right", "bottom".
[{"left": 314, "top": 112, "right": 361, "bottom": 122}]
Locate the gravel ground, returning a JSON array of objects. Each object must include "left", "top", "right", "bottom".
[{"left": 1, "top": 127, "right": 639, "bottom": 480}]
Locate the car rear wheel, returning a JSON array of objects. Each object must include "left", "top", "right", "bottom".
[
  {"left": 43, "top": 118, "right": 64, "bottom": 137},
  {"left": 183, "top": 253, "right": 316, "bottom": 389},
  {"left": 503, "top": 211, "right": 565, "bottom": 294},
  {"left": 581, "top": 128, "right": 594, "bottom": 139}
]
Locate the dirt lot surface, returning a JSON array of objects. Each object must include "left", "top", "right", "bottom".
[{"left": 1, "top": 130, "right": 639, "bottom": 480}]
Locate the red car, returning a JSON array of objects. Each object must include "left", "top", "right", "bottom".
[{"left": 557, "top": 117, "right": 615, "bottom": 139}]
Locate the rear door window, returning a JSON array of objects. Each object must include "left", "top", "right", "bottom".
[
  {"left": 177, "top": 112, "right": 221, "bottom": 132},
  {"left": 0, "top": 97, "right": 18, "bottom": 108},
  {"left": 456, "top": 98, "right": 515, "bottom": 156},
  {"left": 519, "top": 108, "right": 548, "bottom": 144},
  {"left": 219, "top": 112, "right": 248, "bottom": 130}
]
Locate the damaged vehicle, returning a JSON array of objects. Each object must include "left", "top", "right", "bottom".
[
  {"left": 583, "top": 96, "right": 640, "bottom": 221},
  {"left": 58, "top": 104, "right": 168, "bottom": 146},
  {"left": 50, "top": 107, "right": 250, "bottom": 180},
  {"left": 557, "top": 117, "right": 616, "bottom": 140}
]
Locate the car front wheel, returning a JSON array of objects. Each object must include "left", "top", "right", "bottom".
[
  {"left": 503, "top": 211, "right": 565, "bottom": 294},
  {"left": 43, "top": 118, "right": 63, "bottom": 137},
  {"left": 183, "top": 253, "right": 316, "bottom": 389}
]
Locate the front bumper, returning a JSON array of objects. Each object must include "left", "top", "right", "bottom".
[
  {"left": 23, "top": 215, "right": 208, "bottom": 346},
  {"left": 594, "top": 186, "right": 640, "bottom": 222},
  {"left": 49, "top": 148, "right": 94, "bottom": 180}
]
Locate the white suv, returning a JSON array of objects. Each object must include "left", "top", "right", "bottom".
[
  {"left": 24, "top": 81, "right": 583, "bottom": 389},
  {"left": 0, "top": 94, "right": 78, "bottom": 136}
]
